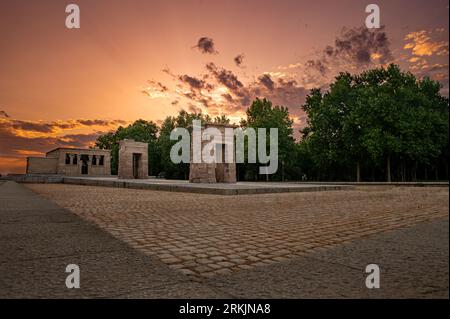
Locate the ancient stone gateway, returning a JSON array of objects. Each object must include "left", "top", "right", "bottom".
[
  {"left": 118, "top": 139, "right": 148, "bottom": 179},
  {"left": 189, "top": 123, "right": 237, "bottom": 183}
]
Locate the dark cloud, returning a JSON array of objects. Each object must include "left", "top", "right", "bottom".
[
  {"left": 194, "top": 37, "right": 218, "bottom": 54},
  {"left": 294, "top": 26, "right": 394, "bottom": 88},
  {"left": 151, "top": 59, "right": 311, "bottom": 123},
  {"left": 258, "top": 74, "right": 275, "bottom": 91},
  {"left": 325, "top": 45, "right": 334, "bottom": 56},
  {"left": 148, "top": 80, "right": 168, "bottom": 92},
  {"left": 58, "top": 133, "right": 102, "bottom": 148},
  {"left": 0, "top": 110, "right": 9, "bottom": 118},
  {"left": 178, "top": 74, "right": 213, "bottom": 91},
  {"left": 0, "top": 118, "right": 127, "bottom": 135},
  {"left": 162, "top": 67, "right": 176, "bottom": 77},
  {"left": 76, "top": 119, "right": 127, "bottom": 126},
  {"left": 331, "top": 26, "right": 393, "bottom": 65},
  {"left": 222, "top": 93, "right": 234, "bottom": 103},
  {"left": 11, "top": 121, "right": 60, "bottom": 133},
  {"left": 142, "top": 80, "right": 169, "bottom": 97},
  {"left": 305, "top": 60, "right": 328, "bottom": 76},
  {"left": 234, "top": 54, "right": 245, "bottom": 67},
  {"left": 0, "top": 125, "right": 101, "bottom": 157},
  {"left": 206, "top": 62, "right": 244, "bottom": 93}
]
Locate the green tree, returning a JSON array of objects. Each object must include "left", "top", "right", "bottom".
[
  {"left": 300, "top": 64, "right": 449, "bottom": 182},
  {"left": 240, "top": 98, "right": 295, "bottom": 181}
]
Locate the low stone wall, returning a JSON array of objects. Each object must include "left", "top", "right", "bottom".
[
  {"left": 3, "top": 174, "right": 448, "bottom": 195},
  {"left": 61, "top": 178, "right": 353, "bottom": 195},
  {"left": 4, "top": 174, "right": 64, "bottom": 184}
]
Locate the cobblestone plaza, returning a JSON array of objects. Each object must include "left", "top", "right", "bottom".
[{"left": 27, "top": 184, "right": 449, "bottom": 279}]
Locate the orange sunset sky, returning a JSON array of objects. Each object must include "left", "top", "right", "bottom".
[{"left": 0, "top": 0, "right": 448, "bottom": 174}]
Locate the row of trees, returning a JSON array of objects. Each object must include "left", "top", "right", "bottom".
[
  {"left": 300, "top": 64, "right": 448, "bottom": 182},
  {"left": 96, "top": 64, "right": 449, "bottom": 182}
]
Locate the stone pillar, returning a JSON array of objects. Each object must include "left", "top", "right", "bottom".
[
  {"left": 118, "top": 139, "right": 149, "bottom": 179},
  {"left": 189, "top": 123, "right": 237, "bottom": 183}
]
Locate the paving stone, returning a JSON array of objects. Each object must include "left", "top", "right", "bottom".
[{"left": 25, "top": 183, "right": 449, "bottom": 279}]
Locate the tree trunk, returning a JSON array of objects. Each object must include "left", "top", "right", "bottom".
[
  {"left": 401, "top": 160, "right": 405, "bottom": 182},
  {"left": 356, "top": 161, "right": 361, "bottom": 182},
  {"left": 445, "top": 160, "right": 448, "bottom": 179},
  {"left": 386, "top": 155, "right": 392, "bottom": 182}
]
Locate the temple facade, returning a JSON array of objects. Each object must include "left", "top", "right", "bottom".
[{"left": 26, "top": 148, "right": 111, "bottom": 176}]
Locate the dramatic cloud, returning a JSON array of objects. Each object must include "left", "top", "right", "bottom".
[
  {"left": 275, "top": 26, "right": 395, "bottom": 90},
  {"left": 0, "top": 118, "right": 127, "bottom": 136},
  {"left": 402, "top": 29, "right": 449, "bottom": 95},
  {"left": 330, "top": 26, "right": 393, "bottom": 65},
  {"left": 234, "top": 54, "right": 245, "bottom": 67},
  {"left": 141, "top": 25, "right": 444, "bottom": 133},
  {"left": 0, "top": 117, "right": 129, "bottom": 169},
  {"left": 258, "top": 74, "right": 275, "bottom": 91},
  {"left": 143, "top": 26, "right": 397, "bottom": 126},
  {"left": 404, "top": 30, "right": 449, "bottom": 57},
  {"left": 155, "top": 63, "right": 308, "bottom": 123},
  {"left": 76, "top": 119, "right": 128, "bottom": 127},
  {"left": 0, "top": 110, "right": 9, "bottom": 118},
  {"left": 178, "top": 74, "right": 213, "bottom": 92},
  {"left": 193, "top": 37, "right": 218, "bottom": 54},
  {"left": 0, "top": 124, "right": 102, "bottom": 158},
  {"left": 206, "top": 63, "right": 244, "bottom": 93}
]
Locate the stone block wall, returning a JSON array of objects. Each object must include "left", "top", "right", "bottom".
[
  {"left": 189, "top": 123, "right": 237, "bottom": 183},
  {"left": 118, "top": 139, "right": 149, "bottom": 179},
  {"left": 26, "top": 148, "right": 111, "bottom": 177},
  {"left": 26, "top": 157, "right": 58, "bottom": 174}
]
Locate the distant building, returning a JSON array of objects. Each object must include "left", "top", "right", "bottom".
[{"left": 26, "top": 148, "right": 111, "bottom": 176}]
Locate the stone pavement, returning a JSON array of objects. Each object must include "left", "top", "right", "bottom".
[
  {"left": 0, "top": 181, "right": 225, "bottom": 298},
  {"left": 205, "top": 217, "right": 449, "bottom": 298},
  {"left": 1, "top": 181, "right": 448, "bottom": 298},
  {"left": 28, "top": 183, "right": 448, "bottom": 279}
]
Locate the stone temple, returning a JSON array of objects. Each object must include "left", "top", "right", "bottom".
[
  {"left": 25, "top": 139, "right": 149, "bottom": 180},
  {"left": 26, "top": 147, "right": 111, "bottom": 177},
  {"left": 189, "top": 123, "right": 237, "bottom": 183},
  {"left": 25, "top": 130, "right": 237, "bottom": 182}
]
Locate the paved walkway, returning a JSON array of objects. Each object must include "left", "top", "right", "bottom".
[
  {"left": 0, "top": 181, "right": 224, "bottom": 298},
  {"left": 28, "top": 183, "right": 448, "bottom": 278},
  {"left": 1, "top": 181, "right": 448, "bottom": 298}
]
